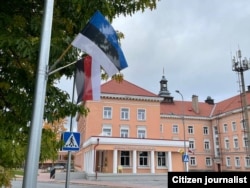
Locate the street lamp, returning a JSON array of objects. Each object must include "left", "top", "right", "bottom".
[
  {"left": 232, "top": 49, "right": 250, "bottom": 156},
  {"left": 175, "top": 90, "right": 188, "bottom": 172}
]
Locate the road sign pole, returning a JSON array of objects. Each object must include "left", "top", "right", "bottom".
[{"left": 182, "top": 154, "right": 189, "bottom": 172}]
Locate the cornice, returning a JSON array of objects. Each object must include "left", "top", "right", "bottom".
[
  {"left": 160, "top": 107, "right": 248, "bottom": 121},
  {"left": 101, "top": 93, "right": 163, "bottom": 102},
  {"left": 82, "top": 136, "right": 186, "bottom": 149},
  {"left": 160, "top": 114, "right": 211, "bottom": 121}
]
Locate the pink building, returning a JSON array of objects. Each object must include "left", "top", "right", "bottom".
[{"left": 74, "top": 75, "right": 250, "bottom": 174}]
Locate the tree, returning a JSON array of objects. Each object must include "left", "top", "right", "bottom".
[
  {"left": 43, "top": 118, "right": 68, "bottom": 140},
  {"left": 40, "top": 119, "right": 67, "bottom": 167},
  {"left": 0, "top": 0, "right": 159, "bottom": 185}
]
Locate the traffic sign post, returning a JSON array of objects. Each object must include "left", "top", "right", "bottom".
[
  {"left": 62, "top": 132, "right": 80, "bottom": 151},
  {"left": 182, "top": 154, "right": 189, "bottom": 162}
]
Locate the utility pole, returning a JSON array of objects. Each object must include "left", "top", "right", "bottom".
[
  {"left": 232, "top": 49, "right": 250, "bottom": 155},
  {"left": 176, "top": 90, "right": 189, "bottom": 172}
]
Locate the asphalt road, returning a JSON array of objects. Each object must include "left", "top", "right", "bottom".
[{"left": 11, "top": 180, "right": 109, "bottom": 188}]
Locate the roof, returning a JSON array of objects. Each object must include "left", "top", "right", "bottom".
[
  {"left": 160, "top": 101, "right": 215, "bottom": 117},
  {"left": 213, "top": 94, "right": 248, "bottom": 115},
  {"left": 101, "top": 79, "right": 158, "bottom": 97},
  {"left": 101, "top": 78, "right": 250, "bottom": 118}
]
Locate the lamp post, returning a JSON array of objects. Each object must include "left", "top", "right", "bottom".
[
  {"left": 232, "top": 49, "right": 250, "bottom": 156},
  {"left": 176, "top": 90, "right": 188, "bottom": 172}
]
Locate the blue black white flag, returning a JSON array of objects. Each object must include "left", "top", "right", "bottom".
[{"left": 72, "top": 10, "right": 128, "bottom": 77}]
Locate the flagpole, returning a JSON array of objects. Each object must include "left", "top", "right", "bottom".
[
  {"left": 22, "top": 0, "right": 54, "bottom": 187},
  {"left": 65, "top": 71, "right": 76, "bottom": 188},
  {"left": 48, "top": 60, "right": 77, "bottom": 76},
  {"left": 49, "top": 44, "right": 72, "bottom": 73}
]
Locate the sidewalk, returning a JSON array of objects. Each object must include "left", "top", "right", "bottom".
[{"left": 35, "top": 171, "right": 166, "bottom": 188}]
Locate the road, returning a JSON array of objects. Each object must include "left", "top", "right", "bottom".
[{"left": 11, "top": 180, "right": 109, "bottom": 188}]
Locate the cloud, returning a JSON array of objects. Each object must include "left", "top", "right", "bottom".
[{"left": 112, "top": 0, "right": 250, "bottom": 102}]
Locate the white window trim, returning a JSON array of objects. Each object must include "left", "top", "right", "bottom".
[
  {"left": 233, "top": 136, "right": 239, "bottom": 149},
  {"left": 138, "top": 151, "right": 150, "bottom": 167},
  {"left": 231, "top": 121, "right": 237, "bottom": 131},
  {"left": 172, "top": 125, "right": 178, "bottom": 134},
  {"left": 120, "top": 107, "right": 130, "bottom": 120},
  {"left": 190, "top": 156, "right": 196, "bottom": 166},
  {"left": 188, "top": 125, "right": 194, "bottom": 134},
  {"left": 224, "top": 138, "right": 230, "bottom": 149},
  {"left": 189, "top": 138, "right": 195, "bottom": 149},
  {"left": 245, "top": 156, "right": 250, "bottom": 167},
  {"left": 205, "top": 157, "right": 212, "bottom": 166},
  {"left": 242, "top": 135, "right": 248, "bottom": 148},
  {"left": 234, "top": 156, "right": 241, "bottom": 167},
  {"left": 102, "top": 124, "right": 112, "bottom": 136},
  {"left": 204, "top": 139, "right": 210, "bottom": 150},
  {"left": 120, "top": 126, "right": 129, "bottom": 138},
  {"left": 137, "top": 108, "right": 146, "bottom": 121},
  {"left": 226, "top": 156, "right": 231, "bottom": 167},
  {"left": 203, "top": 126, "right": 209, "bottom": 135},
  {"left": 119, "top": 151, "right": 131, "bottom": 167},
  {"left": 157, "top": 152, "right": 168, "bottom": 168},
  {"left": 103, "top": 106, "right": 112, "bottom": 119},
  {"left": 223, "top": 123, "right": 228, "bottom": 133},
  {"left": 137, "top": 126, "right": 146, "bottom": 139}
]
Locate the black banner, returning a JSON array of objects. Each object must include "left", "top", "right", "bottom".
[{"left": 168, "top": 172, "right": 250, "bottom": 188}]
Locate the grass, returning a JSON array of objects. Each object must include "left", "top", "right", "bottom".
[{"left": 13, "top": 169, "right": 24, "bottom": 176}]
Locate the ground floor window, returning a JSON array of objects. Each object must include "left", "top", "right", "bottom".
[
  {"left": 120, "top": 151, "right": 130, "bottom": 166},
  {"left": 139, "top": 151, "right": 148, "bottom": 166},
  {"left": 190, "top": 157, "right": 196, "bottom": 166},
  {"left": 245, "top": 156, "right": 250, "bottom": 167},
  {"left": 205, "top": 157, "right": 212, "bottom": 166},
  {"left": 157, "top": 152, "right": 166, "bottom": 167}
]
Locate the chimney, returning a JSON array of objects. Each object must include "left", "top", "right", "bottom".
[{"left": 192, "top": 95, "right": 199, "bottom": 113}]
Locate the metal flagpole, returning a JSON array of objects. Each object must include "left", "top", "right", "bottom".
[
  {"left": 65, "top": 72, "right": 76, "bottom": 188},
  {"left": 22, "top": 0, "right": 54, "bottom": 187}
]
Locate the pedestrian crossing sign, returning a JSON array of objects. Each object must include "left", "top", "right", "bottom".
[
  {"left": 62, "top": 132, "right": 80, "bottom": 151},
  {"left": 182, "top": 154, "right": 189, "bottom": 162}
]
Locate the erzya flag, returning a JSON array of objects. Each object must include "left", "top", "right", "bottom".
[
  {"left": 75, "top": 56, "right": 100, "bottom": 103},
  {"left": 188, "top": 149, "right": 195, "bottom": 154},
  {"left": 72, "top": 10, "right": 128, "bottom": 103}
]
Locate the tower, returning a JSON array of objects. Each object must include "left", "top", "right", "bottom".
[{"left": 158, "top": 69, "right": 173, "bottom": 103}]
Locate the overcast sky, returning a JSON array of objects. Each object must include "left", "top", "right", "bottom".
[
  {"left": 110, "top": 0, "right": 250, "bottom": 103},
  {"left": 57, "top": 0, "right": 250, "bottom": 130},
  {"left": 58, "top": 0, "right": 250, "bottom": 104}
]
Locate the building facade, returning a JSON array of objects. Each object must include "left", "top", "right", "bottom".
[{"left": 74, "top": 76, "right": 250, "bottom": 174}]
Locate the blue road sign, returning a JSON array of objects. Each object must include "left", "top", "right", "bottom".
[
  {"left": 62, "top": 132, "right": 80, "bottom": 151},
  {"left": 183, "top": 154, "right": 189, "bottom": 162}
]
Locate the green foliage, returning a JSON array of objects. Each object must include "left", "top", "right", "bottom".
[
  {"left": 0, "top": 166, "right": 15, "bottom": 188},
  {"left": 0, "top": 0, "right": 160, "bottom": 183},
  {"left": 40, "top": 128, "right": 63, "bottom": 163}
]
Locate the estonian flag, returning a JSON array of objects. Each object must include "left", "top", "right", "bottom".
[
  {"left": 72, "top": 10, "right": 128, "bottom": 77},
  {"left": 75, "top": 55, "right": 101, "bottom": 103}
]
